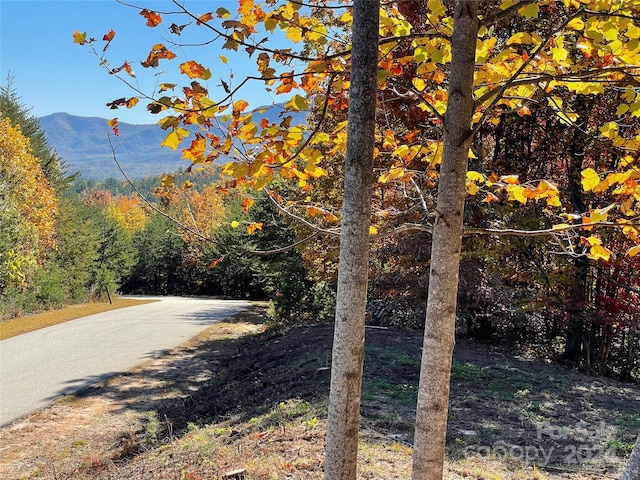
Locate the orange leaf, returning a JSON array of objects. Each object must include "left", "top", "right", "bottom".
[
  {"left": 103, "top": 29, "right": 115, "bottom": 42},
  {"left": 242, "top": 197, "right": 254, "bottom": 213},
  {"left": 307, "top": 206, "right": 325, "bottom": 217},
  {"left": 247, "top": 222, "right": 263, "bottom": 234},
  {"left": 481, "top": 193, "right": 500, "bottom": 203},
  {"left": 233, "top": 99, "right": 249, "bottom": 114},
  {"left": 182, "top": 134, "right": 206, "bottom": 161},
  {"left": 142, "top": 44, "right": 176, "bottom": 68},
  {"left": 159, "top": 83, "right": 177, "bottom": 92},
  {"left": 433, "top": 69, "right": 445, "bottom": 84},
  {"left": 500, "top": 175, "right": 520, "bottom": 185},
  {"left": 123, "top": 62, "right": 136, "bottom": 77},
  {"left": 389, "top": 63, "right": 403, "bottom": 76},
  {"left": 140, "top": 8, "right": 162, "bottom": 27},
  {"left": 208, "top": 258, "right": 223, "bottom": 269},
  {"left": 197, "top": 12, "right": 213, "bottom": 25},
  {"left": 180, "top": 60, "right": 211, "bottom": 79},
  {"left": 238, "top": 0, "right": 254, "bottom": 16}
]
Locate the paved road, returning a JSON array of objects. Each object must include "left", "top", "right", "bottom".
[{"left": 0, "top": 296, "right": 251, "bottom": 426}]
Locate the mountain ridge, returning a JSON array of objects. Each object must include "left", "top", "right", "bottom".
[{"left": 40, "top": 106, "right": 306, "bottom": 180}]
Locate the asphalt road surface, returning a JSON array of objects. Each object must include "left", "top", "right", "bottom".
[{"left": 0, "top": 296, "right": 251, "bottom": 426}]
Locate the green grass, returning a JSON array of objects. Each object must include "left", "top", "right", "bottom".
[{"left": 0, "top": 297, "right": 157, "bottom": 340}]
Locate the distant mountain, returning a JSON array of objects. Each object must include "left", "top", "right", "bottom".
[{"left": 40, "top": 106, "right": 307, "bottom": 180}]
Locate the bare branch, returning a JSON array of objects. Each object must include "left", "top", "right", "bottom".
[{"left": 263, "top": 189, "right": 341, "bottom": 237}]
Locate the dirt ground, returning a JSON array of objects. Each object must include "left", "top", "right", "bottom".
[{"left": 1, "top": 305, "right": 638, "bottom": 479}]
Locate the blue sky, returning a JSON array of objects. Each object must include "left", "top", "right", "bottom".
[{"left": 1, "top": 0, "right": 291, "bottom": 124}]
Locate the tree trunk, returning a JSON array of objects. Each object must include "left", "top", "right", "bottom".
[
  {"left": 323, "top": 1, "right": 379, "bottom": 479},
  {"left": 563, "top": 97, "right": 590, "bottom": 363},
  {"left": 411, "top": 2, "right": 478, "bottom": 479},
  {"left": 622, "top": 432, "right": 640, "bottom": 480}
]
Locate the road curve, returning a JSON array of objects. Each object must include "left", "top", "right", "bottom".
[{"left": 0, "top": 296, "right": 251, "bottom": 426}]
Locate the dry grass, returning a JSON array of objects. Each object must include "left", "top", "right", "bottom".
[{"left": 0, "top": 297, "right": 157, "bottom": 340}]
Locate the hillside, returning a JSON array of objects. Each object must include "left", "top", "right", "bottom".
[
  {"left": 40, "top": 106, "right": 307, "bottom": 180},
  {"left": 40, "top": 113, "right": 185, "bottom": 180}
]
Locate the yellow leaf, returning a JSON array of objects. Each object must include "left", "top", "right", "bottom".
[
  {"left": 161, "top": 175, "right": 175, "bottom": 187},
  {"left": 581, "top": 168, "right": 600, "bottom": 192},
  {"left": 369, "top": 225, "right": 379, "bottom": 235},
  {"left": 546, "top": 195, "right": 561, "bottom": 207},
  {"left": 616, "top": 104, "right": 629, "bottom": 116},
  {"left": 305, "top": 162, "right": 327, "bottom": 178},
  {"left": 627, "top": 245, "right": 640, "bottom": 257},
  {"left": 507, "top": 185, "right": 527, "bottom": 204},
  {"left": 586, "top": 235, "right": 602, "bottom": 246},
  {"left": 230, "top": 220, "right": 240, "bottom": 228},
  {"left": 551, "top": 36, "right": 568, "bottom": 62},
  {"left": 286, "top": 26, "right": 303, "bottom": 43},
  {"left": 379, "top": 165, "right": 405, "bottom": 184},
  {"left": 506, "top": 32, "right": 535, "bottom": 46},
  {"left": 466, "top": 181, "right": 480, "bottom": 195},
  {"left": 599, "top": 122, "right": 619, "bottom": 139},
  {"left": 286, "top": 94, "right": 308, "bottom": 111},
  {"left": 427, "top": 0, "right": 447, "bottom": 17},
  {"left": 567, "top": 18, "right": 584, "bottom": 30},
  {"left": 519, "top": 3, "right": 539, "bottom": 19},
  {"left": 623, "top": 226, "right": 638, "bottom": 240},
  {"left": 466, "top": 171, "right": 485, "bottom": 183},
  {"left": 162, "top": 127, "right": 189, "bottom": 150},
  {"left": 339, "top": 10, "right": 352, "bottom": 23},
  {"left": 584, "top": 208, "right": 608, "bottom": 224},
  {"left": 537, "top": 180, "right": 558, "bottom": 193},
  {"left": 588, "top": 244, "right": 611, "bottom": 262},
  {"left": 556, "top": 111, "right": 578, "bottom": 126},
  {"left": 73, "top": 30, "right": 88, "bottom": 45}
]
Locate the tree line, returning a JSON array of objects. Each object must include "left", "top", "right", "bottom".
[{"left": 0, "top": 84, "right": 335, "bottom": 323}]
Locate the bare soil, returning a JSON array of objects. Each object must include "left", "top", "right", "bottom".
[{"left": 1, "top": 305, "right": 638, "bottom": 479}]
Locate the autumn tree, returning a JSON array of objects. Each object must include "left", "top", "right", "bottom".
[
  {"left": 78, "top": 0, "right": 640, "bottom": 478},
  {"left": 0, "top": 78, "right": 70, "bottom": 190},
  {"left": 0, "top": 117, "right": 58, "bottom": 291}
]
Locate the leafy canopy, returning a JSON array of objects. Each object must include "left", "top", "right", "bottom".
[{"left": 75, "top": 0, "right": 640, "bottom": 261}]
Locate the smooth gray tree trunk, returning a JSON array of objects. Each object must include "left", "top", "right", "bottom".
[
  {"left": 323, "top": 1, "right": 379, "bottom": 479},
  {"left": 622, "top": 432, "right": 640, "bottom": 480},
  {"left": 411, "top": 1, "right": 479, "bottom": 479}
]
